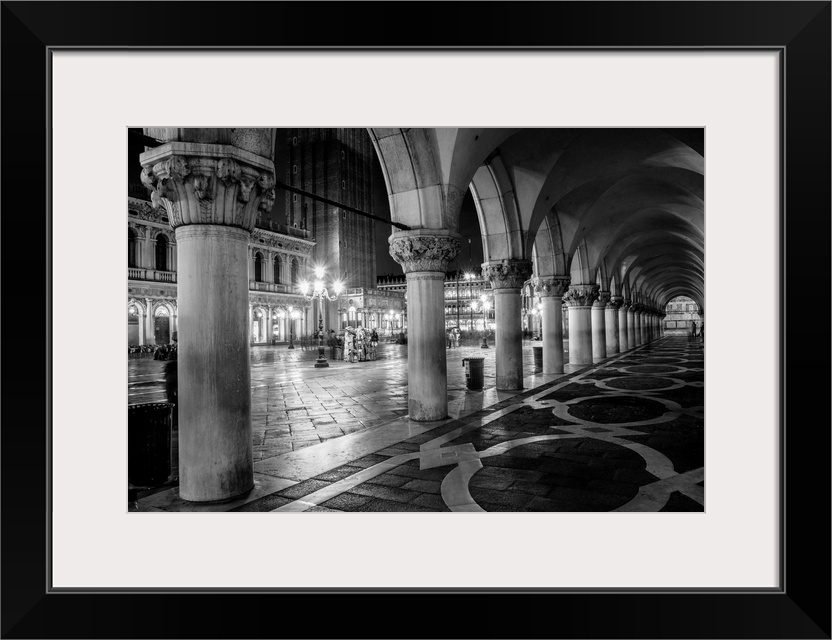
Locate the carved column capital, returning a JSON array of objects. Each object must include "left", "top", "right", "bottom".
[
  {"left": 632, "top": 303, "right": 645, "bottom": 313},
  {"left": 563, "top": 285, "right": 599, "bottom": 308},
  {"left": 482, "top": 260, "right": 533, "bottom": 290},
  {"left": 389, "top": 232, "right": 460, "bottom": 273},
  {"left": 139, "top": 142, "right": 276, "bottom": 232},
  {"left": 594, "top": 290, "right": 611, "bottom": 308},
  {"left": 609, "top": 295, "right": 624, "bottom": 310},
  {"left": 534, "top": 276, "right": 571, "bottom": 298}
]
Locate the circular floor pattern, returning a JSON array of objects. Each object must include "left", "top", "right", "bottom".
[
  {"left": 602, "top": 376, "right": 678, "bottom": 391},
  {"left": 639, "top": 357, "right": 685, "bottom": 364},
  {"left": 620, "top": 364, "right": 686, "bottom": 375},
  {"left": 566, "top": 395, "right": 668, "bottom": 423}
]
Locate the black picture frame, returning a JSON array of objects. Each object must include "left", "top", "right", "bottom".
[{"left": 2, "top": 2, "right": 829, "bottom": 638}]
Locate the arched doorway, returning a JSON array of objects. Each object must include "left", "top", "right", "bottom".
[{"left": 154, "top": 305, "right": 171, "bottom": 344}]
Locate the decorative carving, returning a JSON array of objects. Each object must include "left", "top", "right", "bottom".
[
  {"left": 258, "top": 187, "right": 276, "bottom": 213},
  {"left": 257, "top": 171, "right": 275, "bottom": 193},
  {"left": 562, "top": 285, "right": 599, "bottom": 308},
  {"left": 237, "top": 176, "right": 256, "bottom": 203},
  {"left": 165, "top": 156, "right": 190, "bottom": 182},
  {"left": 534, "top": 275, "right": 571, "bottom": 297},
  {"left": 217, "top": 158, "right": 241, "bottom": 185},
  {"left": 482, "top": 260, "right": 533, "bottom": 290},
  {"left": 139, "top": 167, "right": 156, "bottom": 192},
  {"left": 192, "top": 174, "right": 212, "bottom": 200},
  {"left": 389, "top": 235, "right": 460, "bottom": 273},
  {"left": 609, "top": 295, "right": 624, "bottom": 310},
  {"left": 594, "top": 290, "right": 611, "bottom": 308}
]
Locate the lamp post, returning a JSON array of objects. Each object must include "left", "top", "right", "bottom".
[
  {"left": 480, "top": 294, "right": 491, "bottom": 349},
  {"left": 300, "top": 267, "right": 343, "bottom": 368}
]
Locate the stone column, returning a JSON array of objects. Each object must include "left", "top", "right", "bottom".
[
  {"left": 141, "top": 136, "right": 276, "bottom": 502},
  {"left": 389, "top": 232, "right": 459, "bottom": 421},
  {"left": 641, "top": 309, "right": 650, "bottom": 344},
  {"left": 606, "top": 296, "right": 622, "bottom": 356},
  {"left": 563, "top": 285, "right": 598, "bottom": 366},
  {"left": 591, "top": 290, "right": 609, "bottom": 363},
  {"left": 618, "top": 300, "right": 629, "bottom": 352},
  {"left": 627, "top": 304, "right": 636, "bottom": 348},
  {"left": 483, "top": 260, "right": 533, "bottom": 390},
  {"left": 266, "top": 306, "right": 274, "bottom": 344},
  {"left": 634, "top": 305, "right": 644, "bottom": 346},
  {"left": 536, "top": 276, "right": 570, "bottom": 374},
  {"left": 145, "top": 298, "right": 155, "bottom": 345}
]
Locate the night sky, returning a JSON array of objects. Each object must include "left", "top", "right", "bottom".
[{"left": 272, "top": 130, "right": 484, "bottom": 279}]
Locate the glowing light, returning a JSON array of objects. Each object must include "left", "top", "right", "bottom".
[
  {"left": 333, "top": 280, "right": 344, "bottom": 295},
  {"left": 314, "top": 266, "right": 325, "bottom": 279},
  {"left": 300, "top": 281, "right": 310, "bottom": 295},
  {"left": 314, "top": 279, "right": 324, "bottom": 293}
]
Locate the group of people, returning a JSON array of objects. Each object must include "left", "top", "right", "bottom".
[
  {"left": 327, "top": 327, "right": 379, "bottom": 362},
  {"left": 446, "top": 327, "right": 461, "bottom": 348}
]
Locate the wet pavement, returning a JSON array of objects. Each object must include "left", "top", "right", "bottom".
[{"left": 131, "top": 336, "right": 704, "bottom": 512}]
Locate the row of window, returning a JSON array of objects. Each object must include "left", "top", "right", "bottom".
[
  {"left": 252, "top": 253, "right": 300, "bottom": 285},
  {"left": 128, "top": 229, "right": 169, "bottom": 270}
]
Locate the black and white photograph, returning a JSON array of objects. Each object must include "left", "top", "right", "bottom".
[{"left": 127, "top": 127, "right": 705, "bottom": 514}]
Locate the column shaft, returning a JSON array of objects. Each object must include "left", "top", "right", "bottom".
[
  {"left": 568, "top": 306, "right": 593, "bottom": 365},
  {"left": 591, "top": 304, "right": 607, "bottom": 363},
  {"left": 627, "top": 309, "right": 636, "bottom": 347},
  {"left": 618, "top": 307, "right": 628, "bottom": 351},
  {"left": 405, "top": 272, "right": 448, "bottom": 420},
  {"left": 605, "top": 306, "right": 620, "bottom": 356},
  {"left": 176, "top": 225, "right": 253, "bottom": 502},
  {"left": 494, "top": 289, "right": 523, "bottom": 390},
  {"left": 541, "top": 296, "right": 564, "bottom": 374}
]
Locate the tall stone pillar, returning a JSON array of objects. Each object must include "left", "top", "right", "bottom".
[
  {"left": 641, "top": 309, "right": 650, "bottom": 344},
  {"left": 563, "top": 285, "right": 598, "bottom": 366},
  {"left": 266, "top": 306, "right": 274, "bottom": 344},
  {"left": 627, "top": 304, "right": 636, "bottom": 348},
  {"left": 141, "top": 135, "right": 276, "bottom": 502},
  {"left": 591, "top": 291, "right": 609, "bottom": 363},
  {"left": 145, "top": 298, "right": 155, "bottom": 345},
  {"left": 389, "top": 232, "right": 459, "bottom": 420},
  {"left": 484, "top": 260, "right": 533, "bottom": 390},
  {"left": 634, "top": 305, "right": 644, "bottom": 346},
  {"left": 607, "top": 296, "right": 622, "bottom": 356},
  {"left": 618, "top": 300, "right": 629, "bottom": 352},
  {"left": 536, "top": 276, "right": 570, "bottom": 374}
]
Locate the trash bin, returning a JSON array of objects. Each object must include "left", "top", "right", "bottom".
[
  {"left": 128, "top": 402, "right": 174, "bottom": 487},
  {"left": 533, "top": 346, "right": 543, "bottom": 370},
  {"left": 462, "top": 357, "right": 485, "bottom": 390}
]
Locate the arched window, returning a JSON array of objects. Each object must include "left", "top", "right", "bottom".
[
  {"left": 291, "top": 259, "right": 299, "bottom": 286},
  {"left": 254, "top": 252, "right": 263, "bottom": 282},
  {"left": 128, "top": 229, "right": 138, "bottom": 268},
  {"left": 155, "top": 235, "right": 168, "bottom": 271},
  {"left": 274, "top": 255, "right": 282, "bottom": 284}
]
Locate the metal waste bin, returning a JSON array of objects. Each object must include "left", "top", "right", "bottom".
[
  {"left": 128, "top": 402, "right": 174, "bottom": 487},
  {"left": 462, "top": 357, "right": 485, "bottom": 390},
  {"left": 533, "top": 346, "right": 543, "bottom": 370}
]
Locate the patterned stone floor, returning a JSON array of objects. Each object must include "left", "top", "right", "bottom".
[{"left": 132, "top": 336, "right": 704, "bottom": 512}]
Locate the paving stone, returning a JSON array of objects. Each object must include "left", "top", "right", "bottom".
[
  {"left": 365, "top": 473, "right": 411, "bottom": 488},
  {"left": 318, "top": 492, "right": 371, "bottom": 510},
  {"left": 277, "top": 479, "right": 331, "bottom": 499},
  {"left": 412, "top": 493, "right": 452, "bottom": 511},
  {"left": 400, "top": 479, "right": 443, "bottom": 494},
  {"left": 349, "top": 484, "right": 421, "bottom": 504}
]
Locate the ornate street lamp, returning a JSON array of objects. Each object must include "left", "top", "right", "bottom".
[
  {"left": 300, "top": 266, "right": 343, "bottom": 368},
  {"left": 480, "top": 293, "right": 491, "bottom": 349}
]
